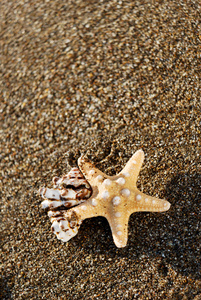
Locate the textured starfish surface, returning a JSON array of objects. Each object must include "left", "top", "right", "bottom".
[{"left": 45, "top": 149, "right": 171, "bottom": 248}]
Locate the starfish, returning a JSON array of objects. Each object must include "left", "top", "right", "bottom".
[{"left": 49, "top": 149, "right": 171, "bottom": 248}]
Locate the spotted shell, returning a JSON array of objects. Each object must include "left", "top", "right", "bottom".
[{"left": 39, "top": 167, "right": 92, "bottom": 242}]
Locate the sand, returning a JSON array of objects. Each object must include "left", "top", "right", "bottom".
[{"left": 0, "top": 0, "right": 200, "bottom": 299}]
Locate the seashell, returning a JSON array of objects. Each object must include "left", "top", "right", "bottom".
[
  {"left": 50, "top": 210, "right": 82, "bottom": 242},
  {"left": 39, "top": 167, "right": 91, "bottom": 241},
  {"left": 39, "top": 167, "right": 92, "bottom": 211}
]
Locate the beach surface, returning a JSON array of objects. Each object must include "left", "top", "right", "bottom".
[{"left": 0, "top": 0, "right": 200, "bottom": 299}]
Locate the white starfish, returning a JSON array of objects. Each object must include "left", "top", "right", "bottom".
[{"left": 49, "top": 150, "right": 171, "bottom": 248}]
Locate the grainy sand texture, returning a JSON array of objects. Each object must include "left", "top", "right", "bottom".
[{"left": 0, "top": 0, "right": 200, "bottom": 299}]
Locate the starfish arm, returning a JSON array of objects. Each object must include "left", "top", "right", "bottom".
[
  {"left": 119, "top": 149, "right": 145, "bottom": 185},
  {"left": 68, "top": 199, "right": 99, "bottom": 220},
  {"left": 107, "top": 213, "right": 130, "bottom": 248},
  {"left": 129, "top": 191, "right": 171, "bottom": 213},
  {"left": 66, "top": 190, "right": 113, "bottom": 221},
  {"left": 78, "top": 155, "right": 107, "bottom": 185}
]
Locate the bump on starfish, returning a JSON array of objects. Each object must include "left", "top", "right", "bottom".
[{"left": 39, "top": 149, "right": 171, "bottom": 248}]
